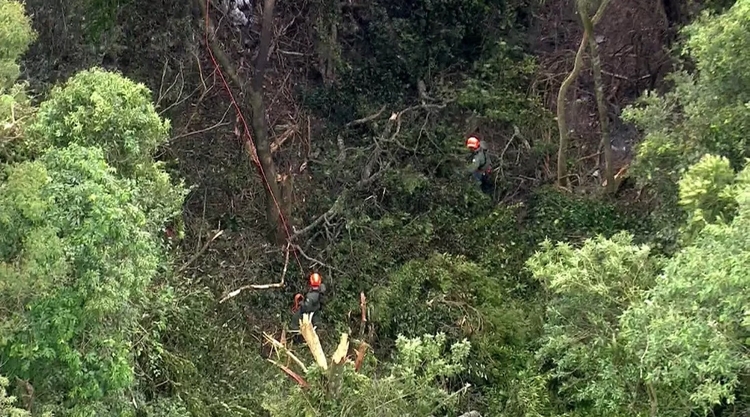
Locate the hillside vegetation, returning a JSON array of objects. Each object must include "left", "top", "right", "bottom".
[{"left": 1, "top": 0, "right": 750, "bottom": 416}]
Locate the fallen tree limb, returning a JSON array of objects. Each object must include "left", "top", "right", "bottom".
[
  {"left": 294, "top": 103, "right": 439, "bottom": 240},
  {"left": 218, "top": 243, "right": 291, "bottom": 303},
  {"left": 263, "top": 331, "right": 308, "bottom": 372},
  {"left": 337, "top": 105, "right": 387, "bottom": 162},
  {"left": 268, "top": 359, "right": 309, "bottom": 388}
]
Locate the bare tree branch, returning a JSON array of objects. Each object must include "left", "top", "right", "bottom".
[
  {"left": 337, "top": 105, "right": 387, "bottom": 162},
  {"left": 218, "top": 243, "right": 291, "bottom": 302},
  {"left": 177, "top": 229, "right": 224, "bottom": 274},
  {"left": 292, "top": 103, "right": 442, "bottom": 240}
]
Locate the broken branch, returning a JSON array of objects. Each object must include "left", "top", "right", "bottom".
[
  {"left": 268, "top": 359, "right": 309, "bottom": 388},
  {"left": 177, "top": 229, "right": 224, "bottom": 274},
  {"left": 218, "top": 243, "right": 291, "bottom": 303},
  {"left": 262, "top": 332, "right": 308, "bottom": 372}
]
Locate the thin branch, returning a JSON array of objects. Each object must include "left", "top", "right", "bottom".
[
  {"left": 498, "top": 125, "right": 520, "bottom": 177},
  {"left": 337, "top": 105, "right": 387, "bottom": 162},
  {"left": 268, "top": 359, "right": 309, "bottom": 388},
  {"left": 359, "top": 291, "right": 367, "bottom": 336},
  {"left": 177, "top": 229, "right": 224, "bottom": 274},
  {"left": 291, "top": 244, "right": 328, "bottom": 269},
  {"left": 168, "top": 103, "right": 233, "bottom": 143},
  {"left": 218, "top": 244, "right": 291, "bottom": 303},
  {"left": 263, "top": 332, "right": 307, "bottom": 372}
]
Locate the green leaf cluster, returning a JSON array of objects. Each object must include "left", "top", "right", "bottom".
[{"left": 0, "top": 144, "right": 160, "bottom": 413}]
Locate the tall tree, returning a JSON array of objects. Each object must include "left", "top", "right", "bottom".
[
  {"left": 556, "top": 0, "right": 611, "bottom": 188},
  {"left": 580, "top": 0, "right": 615, "bottom": 193},
  {"left": 198, "top": 0, "right": 290, "bottom": 244}
]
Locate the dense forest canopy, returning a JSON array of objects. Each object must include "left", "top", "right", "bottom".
[{"left": 1, "top": 0, "right": 749, "bottom": 416}]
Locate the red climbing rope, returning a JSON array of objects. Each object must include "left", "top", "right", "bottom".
[{"left": 203, "top": 0, "right": 305, "bottom": 278}]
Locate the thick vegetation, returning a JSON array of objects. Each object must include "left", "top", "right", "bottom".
[{"left": 1, "top": 0, "right": 749, "bottom": 416}]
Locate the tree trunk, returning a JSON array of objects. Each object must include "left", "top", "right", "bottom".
[
  {"left": 249, "top": 0, "right": 288, "bottom": 244},
  {"left": 555, "top": 0, "right": 612, "bottom": 188},
  {"left": 197, "top": 0, "right": 289, "bottom": 244},
  {"left": 581, "top": 6, "right": 615, "bottom": 193}
]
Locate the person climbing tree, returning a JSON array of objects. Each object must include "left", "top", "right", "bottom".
[
  {"left": 290, "top": 272, "right": 326, "bottom": 331},
  {"left": 465, "top": 136, "right": 493, "bottom": 195}
]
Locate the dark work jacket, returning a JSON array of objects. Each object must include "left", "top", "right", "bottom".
[
  {"left": 467, "top": 148, "right": 491, "bottom": 174},
  {"left": 300, "top": 284, "right": 326, "bottom": 314}
]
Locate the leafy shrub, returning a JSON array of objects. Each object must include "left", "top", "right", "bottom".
[{"left": 524, "top": 187, "right": 652, "bottom": 247}]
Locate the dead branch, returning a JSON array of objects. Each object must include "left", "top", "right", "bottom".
[
  {"left": 268, "top": 359, "right": 309, "bottom": 388},
  {"left": 290, "top": 165, "right": 386, "bottom": 241},
  {"left": 497, "top": 125, "right": 521, "bottom": 177},
  {"left": 168, "top": 103, "right": 233, "bottom": 143},
  {"left": 337, "top": 105, "right": 387, "bottom": 162},
  {"left": 293, "top": 102, "right": 440, "bottom": 241},
  {"left": 218, "top": 243, "right": 291, "bottom": 303},
  {"left": 290, "top": 244, "right": 333, "bottom": 272},
  {"left": 270, "top": 124, "right": 297, "bottom": 153},
  {"left": 262, "top": 332, "right": 308, "bottom": 372},
  {"left": 353, "top": 341, "right": 369, "bottom": 372},
  {"left": 177, "top": 229, "right": 224, "bottom": 274},
  {"left": 359, "top": 292, "right": 367, "bottom": 336}
]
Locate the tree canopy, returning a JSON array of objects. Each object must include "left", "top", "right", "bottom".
[{"left": 2, "top": 0, "right": 750, "bottom": 416}]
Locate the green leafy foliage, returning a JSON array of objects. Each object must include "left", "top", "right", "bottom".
[
  {"left": 456, "top": 41, "right": 548, "bottom": 128},
  {"left": 528, "top": 232, "right": 660, "bottom": 415},
  {"left": 525, "top": 160, "right": 750, "bottom": 416},
  {"left": 262, "top": 333, "right": 471, "bottom": 417},
  {"left": 0, "top": 0, "right": 36, "bottom": 163},
  {"left": 677, "top": 154, "right": 742, "bottom": 239},
  {"left": 0, "top": 0, "right": 35, "bottom": 89},
  {"left": 28, "top": 68, "right": 169, "bottom": 175},
  {"left": 28, "top": 68, "right": 187, "bottom": 234},
  {"left": 622, "top": 0, "right": 750, "bottom": 245},
  {"left": 0, "top": 144, "right": 162, "bottom": 414},
  {"left": 0, "top": 374, "right": 32, "bottom": 417},
  {"left": 621, "top": 164, "right": 750, "bottom": 416}
]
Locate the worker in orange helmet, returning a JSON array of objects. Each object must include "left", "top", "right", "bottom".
[
  {"left": 290, "top": 272, "right": 327, "bottom": 331},
  {"left": 465, "top": 136, "right": 493, "bottom": 195}
]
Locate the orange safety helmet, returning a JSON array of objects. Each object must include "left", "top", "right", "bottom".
[
  {"left": 309, "top": 272, "right": 322, "bottom": 288},
  {"left": 466, "top": 136, "right": 480, "bottom": 150}
]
